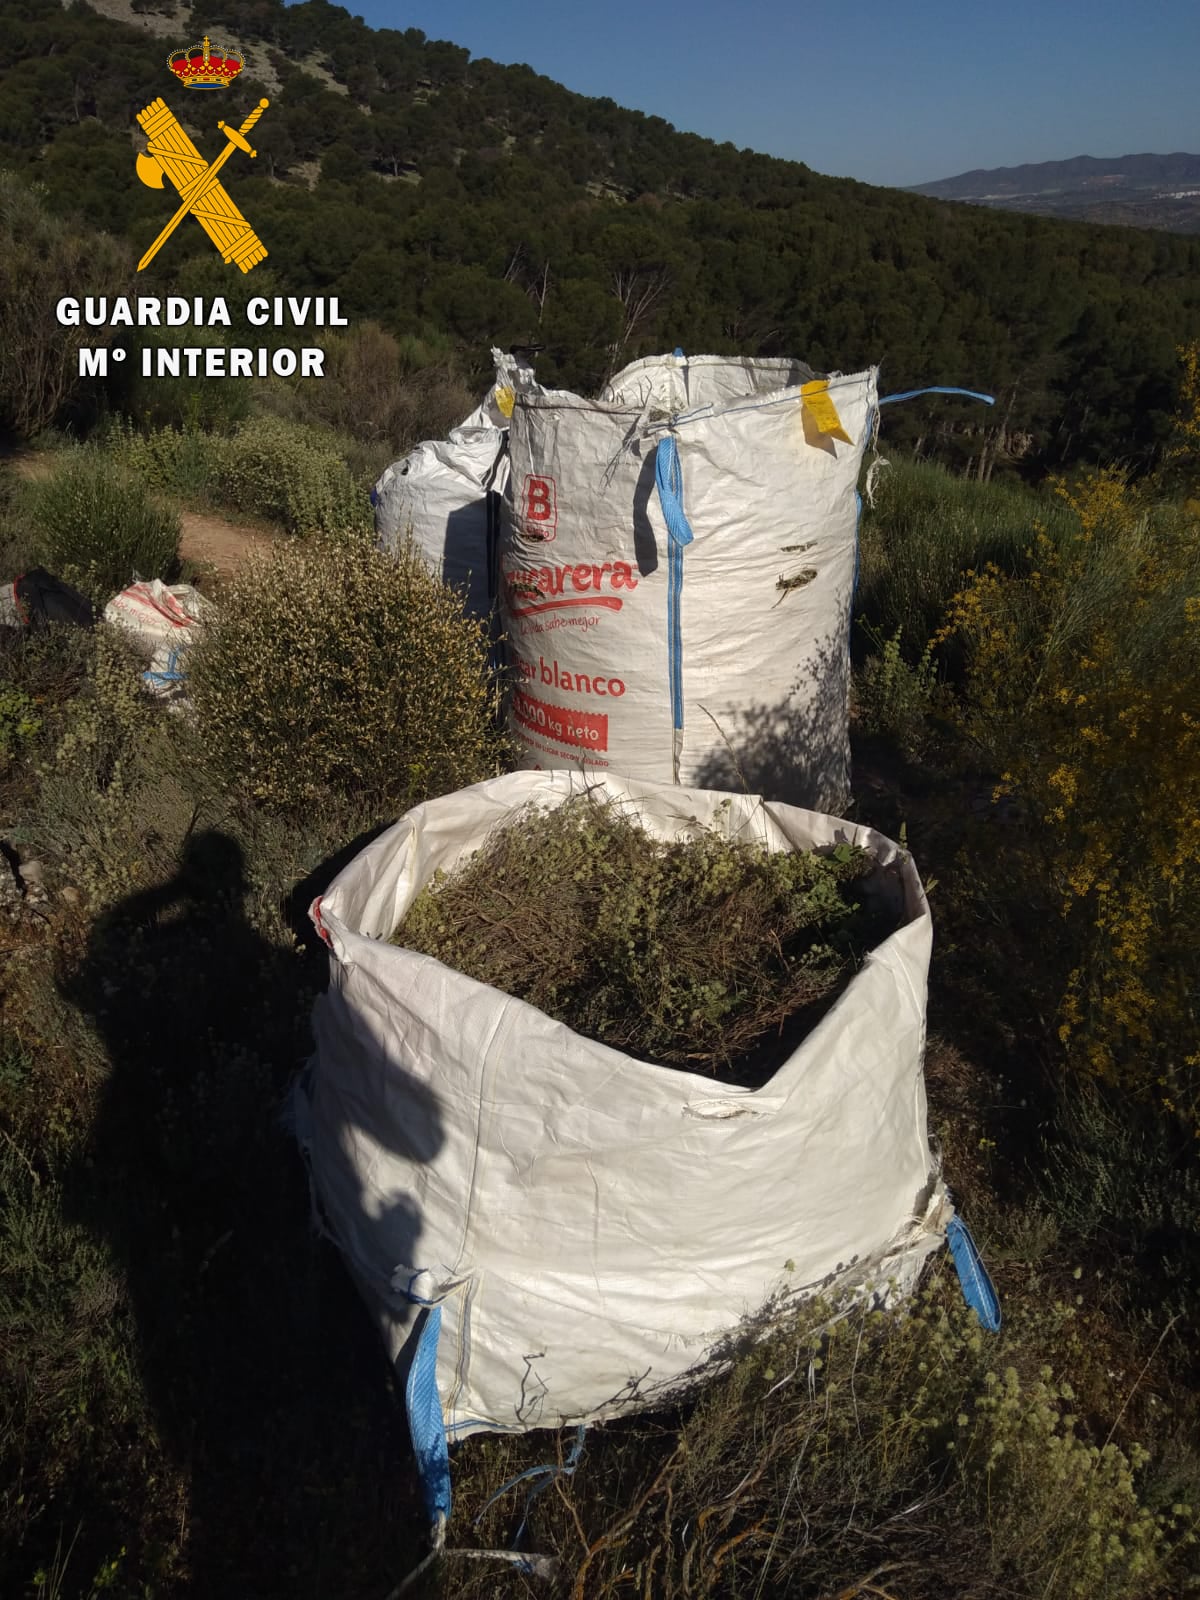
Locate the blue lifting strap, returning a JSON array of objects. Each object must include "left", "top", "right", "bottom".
[
  {"left": 405, "top": 1305, "right": 453, "bottom": 1526},
  {"left": 947, "top": 1215, "right": 1002, "bottom": 1331},
  {"left": 878, "top": 386, "right": 995, "bottom": 407},
  {"left": 655, "top": 436, "right": 693, "bottom": 733}
]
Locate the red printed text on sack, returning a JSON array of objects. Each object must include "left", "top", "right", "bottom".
[
  {"left": 523, "top": 475, "right": 557, "bottom": 537},
  {"left": 516, "top": 655, "right": 626, "bottom": 698},
  {"left": 504, "top": 561, "right": 638, "bottom": 615},
  {"left": 512, "top": 688, "right": 609, "bottom": 751}
]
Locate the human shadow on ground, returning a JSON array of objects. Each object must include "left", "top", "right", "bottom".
[{"left": 63, "top": 829, "right": 442, "bottom": 1599}]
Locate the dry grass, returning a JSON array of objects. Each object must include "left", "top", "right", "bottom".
[{"left": 445, "top": 1261, "right": 1198, "bottom": 1600}]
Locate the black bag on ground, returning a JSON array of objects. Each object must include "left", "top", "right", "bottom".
[{"left": 0, "top": 568, "right": 95, "bottom": 631}]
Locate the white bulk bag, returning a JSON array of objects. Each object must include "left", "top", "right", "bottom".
[
  {"left": 297, "top": 769, "right": 947, "bottom": 1441},
  {"left": 500, "top": 354, "right": 877, "bottom": 814},
  {"left": 372, "top": 349, "right": 544, "bottom": 618}
]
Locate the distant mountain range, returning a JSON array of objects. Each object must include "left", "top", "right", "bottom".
[{"left": 909, "top": 153, "right": 1200, "bottom": 233}]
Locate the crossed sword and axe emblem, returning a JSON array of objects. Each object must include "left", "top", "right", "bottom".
[{"left": 135, "top": 96, "right": 270, "bottom": 272}]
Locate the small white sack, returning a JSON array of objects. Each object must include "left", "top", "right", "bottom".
[
  {"left": 103, "top": 579, "right": 214, "bottom": 657},
  {"left": 298, "top": 769, "right": 947, "bottom": 1441},
  {"left": 103, "top": 580, "right": 215, "bottom": 702}
]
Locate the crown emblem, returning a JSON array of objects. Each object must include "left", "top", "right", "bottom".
[{"left": 168, "top": 36, "right": 244, "bottom": 90}]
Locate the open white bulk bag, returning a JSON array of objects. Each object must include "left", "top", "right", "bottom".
[
  {"left": 499, "top": 354, "right": 877, "bottom": 814},
  {"left": 372, "top": 348, "right": 544, "bottom": 618},
  {"left": 603, "top": 351, "right": 822, "bottom": 409},
  {"left": 296, "top": 769, "right": 948, "bottom": 1442}
]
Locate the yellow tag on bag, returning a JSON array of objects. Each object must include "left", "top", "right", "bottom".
[
  {"left": 495, "top": 385, "right": 515, "bottom": 419},
  {"left": 801, "top": 379, "right": 853, "bottom": 444}
]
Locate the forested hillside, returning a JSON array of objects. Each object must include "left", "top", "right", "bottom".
[{"left": 4, "top": 0, "right": 1200, "bottom": 472}]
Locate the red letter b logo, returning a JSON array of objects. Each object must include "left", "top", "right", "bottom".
[{"left": 524, "top": 475, "right": 557, "bottom": 537}]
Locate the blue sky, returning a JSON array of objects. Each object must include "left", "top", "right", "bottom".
[{"left": 343, "top": 0, "right": 1199, "bottom": 188}]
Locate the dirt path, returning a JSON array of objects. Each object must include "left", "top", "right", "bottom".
[
  {"left": 4, "top": 449, "right": 278, "bottom": 583},
  {"left": 5, "top": 450, "right": 50, "bottom": 483},
  {"left": 178, "top": 510, "right": 277, "bottom": 583}
]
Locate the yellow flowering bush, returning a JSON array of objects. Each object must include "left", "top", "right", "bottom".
[{"left": 936, "top": 459, "right": 1200, "bottom": 1122}]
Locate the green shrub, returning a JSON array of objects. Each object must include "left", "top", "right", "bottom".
[
  {"left": 0, "top": 622, "right": 92, "bottom": 744},
  {"left": 105, "top": 417, "right": 220, "bottom": 503},
  {"left": 856, "top": 455, "right": 1074, "bottom": 654},
  {"left": 112, "top": 413, "right": 389, "bottom": 533},
  {"left": 854, "top": 620, "right": 944, "bottom": 756},
  {"left": 21, "top": 450, "right": 179, "bottom": 595},
  {"left": 117, "top": 326, "right": 253, "bottom": 435},
  {"left": 187, "top": 535, "right": 507, "bottom": 816},
  {"left": 106, "top": 414, "right": 380, "bottom": 537},
  {"left": 0, "top": 171, "right": 130, "bottom": 440},
  {"left": 393, "top": 793, "right": 893, "bottom": 1078},
  {"left": 269, "top": 320, "right": 478, "bottom": 451},
  {"left": 1043, "top": 1081, "right": 1200, "bottom": 1327},
  {"left": 29, "top": 627, "right": 187, "bottom": 908},
  {"left": 0, "top": 468, "right": 44, "bottom": 580},
  {"left": 0, "top": 1145, "right": 150, "bottom": 1586},
  {"left": 209, "top": 415, "right": 373, "bottom": 537},
  {"left": 0, "top": 686, "right": 41, "bottom": 764},
  {"left": 0, "top": 1033, "right": 32, "bottom": 1103}
]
